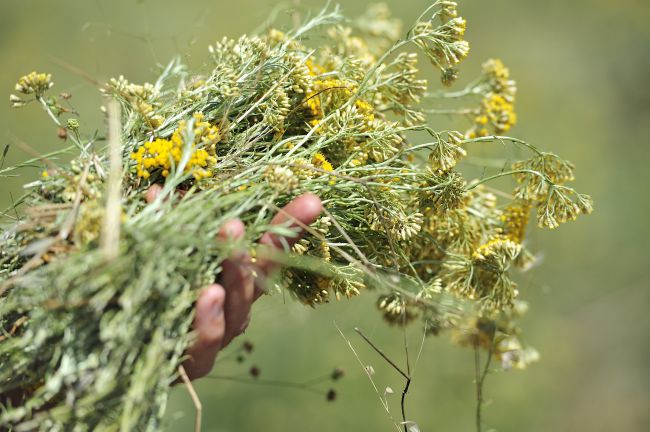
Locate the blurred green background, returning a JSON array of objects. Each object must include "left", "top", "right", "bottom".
[{"left": 1, "top": 0, "right": 648, "bottom": 430}]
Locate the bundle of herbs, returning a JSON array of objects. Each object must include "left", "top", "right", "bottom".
[{"left": 0, "top": 2, "right": 592, "bottom": 430}]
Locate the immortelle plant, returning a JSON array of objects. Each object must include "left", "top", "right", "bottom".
[{"left": 0, "top": 2, "right": 592, "bottom": 430}]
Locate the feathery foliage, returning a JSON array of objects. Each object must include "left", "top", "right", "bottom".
[{"left": 1, "top": 2, "right": 591, "bottom": 429}]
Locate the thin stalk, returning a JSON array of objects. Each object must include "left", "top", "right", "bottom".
[
  {"left": 462, "top": 135, "right": 543, "bottom": 156},
  {"left": 355, "top": 327, "right": 412, "bottom": 432},
  {"left": 206, "top": 375, "right": 325, "bottom": 396},
  {"left": 423, "top": 108, "right": 475, "bottom": 115},
  {"left": 467, "top": 168, "right": 550, "bottom": 190},
  {"left": 474, "top": 337, "right": 494, "bottom": 432}
]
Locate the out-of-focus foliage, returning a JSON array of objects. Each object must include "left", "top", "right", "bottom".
[{"left": 0, "top": 0, "right": 647, "bottom": 431}]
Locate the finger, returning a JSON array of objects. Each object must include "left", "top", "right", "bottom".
[
  {"left": 218, "top": 219, "right": 255, "bottom": 346},
  {"left": 183, "top": 284, "right": 226, "bottom": 380},
  {"left": 255, "top": 193, "right": 322, "bottom": 297},
  {"left": 258, "top": 193, "right": 323, "bottom": 249},
  {"left": 145, "top": 184, "right": 162, "bottom": 204},
  {"left": 220, "top": 218, "right": 245, "bottom": 240}
]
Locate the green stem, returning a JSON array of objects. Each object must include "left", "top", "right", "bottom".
[
  {"left": 423, "top": 108, "right": 475, "bottom": 115},
  {"left": 37, "top": 96, "right": 62, "bottom": 127},
  {"left": 461, "top": 135, "right": 543, "bottom": 156},
  {"left": 475, "top": 337, "right": 495, "bottom": 432},
  {"left": 466, "top": 169, "right": 549, "bottom": 190},
  {"left": 37, "top": 96, "right": 87, "bottom": 154}
]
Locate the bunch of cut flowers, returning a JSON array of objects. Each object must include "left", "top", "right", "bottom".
[{"left": 0, "top": 2, "right": 591, "bottom": 430}]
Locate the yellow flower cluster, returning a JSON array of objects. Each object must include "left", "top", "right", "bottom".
[
  {"left": 131, "top": 113, "right": 219, "bottom": 181},
  {"left": 354, "top": 99, "right": 375, "bottom": 124},
  {"left": 312, "top": 152, "right": 336, "bottom": 185},
  {"left": 301, "top": 55, "right": 378, "bottom": 135},
  {"left": 306, "top": 59, "right": 325, "bottom": 77},
  {"left": 312, "top": 152, "right": 334, "bottom": 172},
  {"left": 468, "top": 94, "right": 517, "bottom": 138},
  {"left": 306, "top": 78, "right": 351, "bottom": 119},
  {"left": 134, "top": 100, "right": 165, "bottom": 130},
  {"left": 500, "top": 201, "right": 531, "bottom": 243},
  {"left": 104, "top": 75, "right": 164, "bottom": 130},
  {"left": 411, "top": 7, "right": 470, "bottom": 73},
  {"left": 447, "top": 17, "right": 467, "bottom": 40},
  {"left": 482, "top": 58, "right": 516, "bottom": 96},
  {"left": 464, "top": 235, "right": 522, "bottom": 309},
  {"left": 467, "top": 59, "right": 518, "bottom": 138},
  {"left": 472, "top": 235, "right": 521, "bottom": 263},
  {"left": 14, "top": 71, "right": 53, "bottom": 95}
]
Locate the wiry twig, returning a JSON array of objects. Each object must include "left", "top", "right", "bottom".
[
  {"left": 335, "top": 323, "right": 401, "bottom": 432},
  {"left": 354, "top": 327, "right": 412, "bottom": 432},
  {"left": 0, "top": 144, "right": 9, "bottom": 171},
  {"left": 355, "top": 327, "right": 408, "bottom": 380},
  {"left": 48, "top": 55, "right": 102, "bottom": 87}
]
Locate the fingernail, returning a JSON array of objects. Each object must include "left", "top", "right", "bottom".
[
  {"left": 210, "top": 298, "right": 223, "bottom": 321},
  {"left": 221, "top": 219, "right": 244, "bottom": 239},
  {"left": 145, "top": 184, "right": 162, "bottom": 203}
]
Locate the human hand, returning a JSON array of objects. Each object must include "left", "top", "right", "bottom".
[{"left": 145, "top": 186, "right": 322, "bottom": 380}]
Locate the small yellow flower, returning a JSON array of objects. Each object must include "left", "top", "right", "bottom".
[
  {"left": 321, "top": 160, "right": 334, "bottom": 172},
  {"left": 312, "top": 152, "right": 335, "bottom": 184},
  {"left": 312, "top": 152, "right": 326, "bottom": 165},
  {"left": 306, "top": 59, "right": 325, "bottom": 76},
  {"left": 355, "top": 99, "right": 375, "bottom": 123},
  {"left": 500, "top": 201, "right": 531, "bottom": 243}
]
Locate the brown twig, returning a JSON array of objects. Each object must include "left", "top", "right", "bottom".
[{"left": 355, "top": 327, "right": 412, "bottom": 432}]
